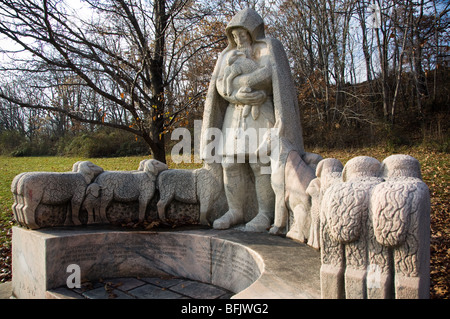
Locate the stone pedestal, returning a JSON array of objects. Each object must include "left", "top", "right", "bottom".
[{"left": 12, "top": 226, "right": 321, "bottom": 299}]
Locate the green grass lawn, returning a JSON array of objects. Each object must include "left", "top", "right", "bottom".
[{"left": 0, "top": 145, "right": 448, "bottom": 298}]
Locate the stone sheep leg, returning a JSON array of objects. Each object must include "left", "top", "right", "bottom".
[
  {"left": 305, "top": 178, "right": 321, "bottom": 248},
  {"left": 83, "top": 183, "right": 101, "bottom": 224},
  {"left": 366, "top": 214, "right": 394, "bottom": 299}
]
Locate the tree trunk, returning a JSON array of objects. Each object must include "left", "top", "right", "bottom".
[
  {"left": 148, "top": 0, "right": 167, "bottom": 163},
  {"left": 375, "top": 26, "right": 390, "bottom": 122}
]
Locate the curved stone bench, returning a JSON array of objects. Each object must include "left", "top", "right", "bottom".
[{"left": 11, "top": 226, "right": 321, "bottom": 299}]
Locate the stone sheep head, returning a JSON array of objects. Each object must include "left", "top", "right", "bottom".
[
  {"left": 138, "top": 159, "right": 168, "bottom": 176},
  {"left": 342, "top": 156, "right": 380, "bottom": 182},
  {"left": 315, "top": 158, "right": 344, "bottom": 191},
  {"left": 72, "top": 161, "right": 104, "bottom": 184},
  {"left": 379, "top": 154, "right": 422, "bottom": 180},
  {"left": 86, "top": 183, "right": 101, "bottom": 198}
]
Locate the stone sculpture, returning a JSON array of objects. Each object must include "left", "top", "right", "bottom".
[
  {"left": 318, "top": 155, "right": 430, "bottom": 299},
  {"left": 200, "top": 8, "right": 306, "bottom": 233},
  {"left": 306, "top": 158, "right": 344, "bottom": 249},
  {"left": 157, "top": 162, "right": 224, "bottom": 226},
  {"left": 370, "top": 154, "right": 430, "bottom": 298},
  {"left": 11, "top": 161, "right": 104, "bottom": 229},
  {"left": 326, "top": 156, "right": 383, "bottom": 299},
  {"left": 8, "top": 8, "right": 431, "bottom": 300},
  {"left": 85, "top": 159, "right": 168, "bottom": 224},
  {"left": 83, "top": 182, "right": 102, "bottom": 224},
  {"left": 267, "top": 136, "right": 318, "bottom": 242},
  {"left": 316, "top": 159, "right": 346, "bottom": 298},
  {"left": 223, "top": 50, "right": 258, "bottom": 100}
]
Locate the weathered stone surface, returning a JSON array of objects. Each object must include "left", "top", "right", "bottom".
[
  {"left": 11, "top": 161, "right": 104, "bottom": 229},
  {"left": 201, "top": 8, "right": 308, "bottom": 233},
  {"left": 8, "top": 7, "right": 431, "bottom": 302},
  {"left": 370, "top": 154, "right": 430, "bottom": 299},
  {"left": 46, "top": 276, "right": 233, "bottom": 299},
  {"left": 127, "top": 284, "right": 184, "bottom": 299},
  {"left": 170, "top": 280, "right": 229, "bottom": 299},
  {"left": 318, "top": 154, "right": 430, "bottom": 299},
  {"left": 85, "top": 159, "right": 168, "bottom": 224},
  {"left": 11, "top": 160, "right": 168, "bottom": 229},
  {"left": 11, "top": 226, "right": 321, "bottom": 299},
  {"left": 157, "top": 162, "right": 226, "bottom": 226}
]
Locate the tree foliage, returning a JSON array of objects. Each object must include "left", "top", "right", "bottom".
[
  {"left": 0, "top": 0, "right": 226, "bottom": 162},
  {"left": 268, "top": 0, "right": 449, "bottom": 148},
  {"left": 0, "top": 0, "right": 448, "bottom": 158}
]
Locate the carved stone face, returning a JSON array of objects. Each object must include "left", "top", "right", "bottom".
[{"left": 231, "top": 28, "right": 252, "bottom": 49}]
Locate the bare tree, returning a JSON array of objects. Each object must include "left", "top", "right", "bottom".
[{"left": 0, "top": 0, "right": 222, "bottom": 162}]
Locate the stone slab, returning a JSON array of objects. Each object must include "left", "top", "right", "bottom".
[
  {"left": 11, "top": 225, "right": 321, "bottom": 299},
  {"left": 45, "top": 287, "right": 84, "bottom": 299},
  {"left": 103, "top": 277, "right": 146, "bottom": 291},
  {"left": 141, "top": 277, "right": 186, "bottom": 288},
  {"left": 0, "top": 282, "right": 12, "bottom": 299},
  {"left": 128, "top": 284, "right": 186, "bottom": 299},
  {"left": 46, "top": 276, "right": 233, "bottom": 299},
  {"left": 170, "top": 280, "right": 230, "bottom": 299},
  {"left": 82, "top": 286, "right": 135, "bottom": 299}
]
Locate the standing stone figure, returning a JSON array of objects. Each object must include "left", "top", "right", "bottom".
[{"left": 200, "top": 8, "right": 305, "bottom": 232}]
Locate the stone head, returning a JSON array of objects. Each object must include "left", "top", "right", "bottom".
[
  {"left": 380, "top": 154, "right": 422, "bottom": 179},
  {"left": 141, "top": 159, "right": 168, "bottom": 176},
  {"left": 342, "top": 156, "right": 380, "bottom": 182},
  {"left": 75, "top": 161, "right": 104, "bottom": 184},
  {"left": 231, "top": 28, "right": 252, "bottom": 48},
  {"left": 225, "top": 8, "right": 265, "bottom": 47},
  {"left": 316, "top": 158, "right": 344, "bottom": 179}
]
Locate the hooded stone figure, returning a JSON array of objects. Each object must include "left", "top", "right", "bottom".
[{"left": 200, "top": 8, "right": 305, "bottom": 232}]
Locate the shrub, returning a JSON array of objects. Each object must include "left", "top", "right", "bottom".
[
  {"left": 58, "top": 129, "right": 150, "bottom": 157},
  {"left": 0, "top": 131, "right": 26, "bottom": 155}
]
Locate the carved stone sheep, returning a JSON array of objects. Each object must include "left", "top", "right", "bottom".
[
  {"left": 302, "top": 152, "right": 324, "bottom": 172},
  {"left": 11, "top": 172, "right": 28, "bottom": 226},
  {"left": 306, "top": 158, "right": 344, "bottom": 249},
  {"left": 320, "top": 156, "right": 383, "bottom": 299},
  {"left": 266, "top": 133, "right": 321, "bottom": 241},
  {"left": 370, "top": 154, "right": 430, "bottom": 299},
  {"left": 11, "top": 161, "right": 104, "bottom": 229},
  {"left": 157, "top": 162, "right": 224, "bottom": 226},
  {"left": 223, "top": 50, "right": 258, "bottom": 97},
  {"left": 277, "top": 150, "right": 316, "bottom": 242},
  {"left": 83, "top": 182, "right": 102, "bottom": 224},
  {"left": 86, "top": 159, "right": 168, "bottom": 224}
]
